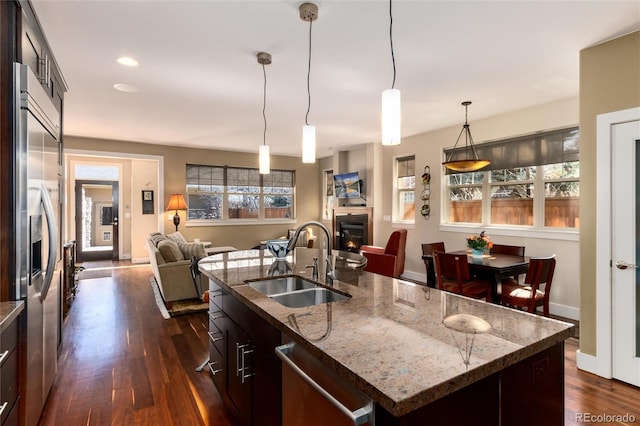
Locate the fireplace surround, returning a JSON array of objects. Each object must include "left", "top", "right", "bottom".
[{"left": 332, "top": 207, "right": 373, "bottom": 252}]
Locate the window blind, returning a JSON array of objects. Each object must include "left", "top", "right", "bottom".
[
  {"left": 443, "top": 127, "right": 579, "bottom": 174},
  {"left": 397, "top": 156, "right": 415, "bottom": 178},
  {"left": 186, "top": 164, "right": 294, "bottom": 190}
]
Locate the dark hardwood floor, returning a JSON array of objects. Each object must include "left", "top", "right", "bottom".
[
  {"left": 39, "top": 262, "right": 640, "bottom": 425},
  {"left": 38, "top": 262, "right": 232, "bottom": 426}
]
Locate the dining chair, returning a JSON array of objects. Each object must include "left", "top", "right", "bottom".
[
  {"left": 500, "top": 255, "right": 556, "bottom": 317},
  {"left": 433, "top": 251, "right": 491, "bottom": 301},
  {"left": 421, "top": 242, "right": 445, "bottom": 287},
  {"left": 490, "top": 244, "right": 526, "bottom": 281},
  {"left": 490, "top": 244, "right": 525, "bottom": 257}
]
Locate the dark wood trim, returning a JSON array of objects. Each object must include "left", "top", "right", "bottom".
[{"left": 0, "top": 1, "right": 20, "bottom": 302}]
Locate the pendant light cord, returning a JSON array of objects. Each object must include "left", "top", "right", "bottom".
[
  {"left": 262, "top": 63, "right": 267, "bottom": 145},
  {"left": 305, "top": 19, "right": 313, "bottom": 126},
  {"left": 389, "top": 0, "right": 396, "bottom": 89}
]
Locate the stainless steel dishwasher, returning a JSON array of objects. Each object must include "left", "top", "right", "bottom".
[{"left": 275, "top": 342, "right": 374, "bottom": 426}]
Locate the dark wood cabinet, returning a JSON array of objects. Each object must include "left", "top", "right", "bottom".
[
  {"left": 0, "top": 310, "right": 20, "bottom": 426},
  {"left": 20, "top": 2, "right": 66, "bottom": 110},
  {"left": 207, "top": 279, "right": 281, "bottom": 426},
  {"left": 373, "top": 342, "right": 565, "bottom": 426}
]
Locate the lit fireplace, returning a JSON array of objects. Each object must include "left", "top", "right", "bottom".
[{"left": 336, "top": 214, "right": 369, "bottom": 252}]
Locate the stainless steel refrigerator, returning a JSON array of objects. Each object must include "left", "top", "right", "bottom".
[{"left": 14, "top": 63, "right": 63, "bottom": 426}]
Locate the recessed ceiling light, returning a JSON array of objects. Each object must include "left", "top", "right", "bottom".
[
  {"left": 113, "top": 83, "right": 139, "bottom": 93},
  {"left": 116, "top": 57, "right": 138, "bottom": 67}
]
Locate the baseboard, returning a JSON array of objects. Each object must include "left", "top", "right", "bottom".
[
  {"left": 120, "top": 253, "right": 132, "bottom": 260},
  {"left": 400, "top": 270, "right": 426, "bottom": 284},
  {"left": 549, "top": 302, "right": 579, "bottom": 321},
  {"left": 576, "top": 349, "right": 612, "bottom": 379},
  {"left": 132, "top": 257, "right": 150, "bottom": 264}
]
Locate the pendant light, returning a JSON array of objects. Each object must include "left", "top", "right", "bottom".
[
  {"left": 257, "top": 52, "right": 271, "bottom": 174},
  {"left": 300, "top": 2, "right": 318, "bottom": 163},
  {"left": 381, "top": 0, "right": 401, "bottom": 146},
  {"left": 442, "top": 101, "right": 491, "bottom": 172}
]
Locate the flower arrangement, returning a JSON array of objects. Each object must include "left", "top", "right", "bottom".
[{"left": 467, "top": 231, "right": 493, "bottom": 251}]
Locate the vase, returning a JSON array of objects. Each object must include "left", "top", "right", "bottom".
[{"left": 471, "top": 248, "right": 484, "bottom": 258}]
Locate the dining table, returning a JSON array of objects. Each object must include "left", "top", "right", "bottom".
[{"left": 422, "top": 250, "right": 530, "bottom": 303}]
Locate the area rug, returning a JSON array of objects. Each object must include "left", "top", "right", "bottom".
[{"left": 150, "top": 277, "right": 208, "bottom": 319}]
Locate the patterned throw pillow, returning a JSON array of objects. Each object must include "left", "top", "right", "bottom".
[
  {"left": 157, "top": 239, "right": 185, "bottom": 262},
  {"left": 167, "top": 232, "right": 188, "bottom": 245},
  {"left": 178, "top": 242, "right": 207, "bottom": 260},
  {"left": 149, "top": 232, "right": 167, "bottom": 247}
]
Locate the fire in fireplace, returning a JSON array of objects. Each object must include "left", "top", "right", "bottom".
[{"left": 336, "top": 214, "right": 369, "bottom": 252}]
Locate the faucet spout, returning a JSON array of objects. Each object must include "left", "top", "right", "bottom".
[{"left": 287, "top": 221, "right": 334, "bottom": 282}]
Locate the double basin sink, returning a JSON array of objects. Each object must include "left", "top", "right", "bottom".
[{"left": 247, "top": 275, "right": 351, "bottom": 308}]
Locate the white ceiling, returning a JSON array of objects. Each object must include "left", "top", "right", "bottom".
[{"left": 31, "top": 0, "right": 640, "bottom": 159}]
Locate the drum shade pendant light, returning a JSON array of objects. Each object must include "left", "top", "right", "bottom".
[
  {"left": 300, "top": 3, "right": 318, "bottom": 163},
  {"left": 257, "top": 52, "right": 271, "bottom": 174},
  {"left": 381, "top": 0, "right": 401, "bottom": 146},
  {"left": 442, "top": 101, "right": 490, "bottom": 172}
]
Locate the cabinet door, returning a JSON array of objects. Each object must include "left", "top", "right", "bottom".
[
  {"left": 21, "top": 16, "right": 41, "bottom": 80},
  {"left": 225, "top": 318, "right": 253, "bottom": 426}
]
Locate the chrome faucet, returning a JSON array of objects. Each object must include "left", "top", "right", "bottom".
[
  {"left": 305, "top": 257, "right": 319, "bottom": 280},
  {"left": 287, "top": 221, "right": 334, "bottom": 283}
]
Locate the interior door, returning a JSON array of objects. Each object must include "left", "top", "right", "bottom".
[
  {"left": 612, "top": 118, "right": 640, "bottom": 386},
  {"left": 74, "top": 180, "right": 119, "bottom": 262}
]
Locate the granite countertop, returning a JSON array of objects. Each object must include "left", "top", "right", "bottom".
[
  {"left": 0, "top": 300, "right": 24, "bottom": 332},
  {"left": 199, "top": 248, "right": 574, "bottom": 417}
]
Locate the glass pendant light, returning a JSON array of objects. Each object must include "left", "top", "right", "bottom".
[
  {"left": 442, "top": 101, "right": 491, "bottom": 172},
  {"left": 257, "top": 52, "right": 271, "bottom": 174},
  {"left": 300, "top": 3, "right": 318, "bottom": 163},
  {"left": 381, "top": 0, "right": 401, "bottom": 146}
]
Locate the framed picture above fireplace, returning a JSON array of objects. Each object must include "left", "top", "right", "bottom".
[{"left": 333, "top": 172, "right": 362, "bottom": 199}]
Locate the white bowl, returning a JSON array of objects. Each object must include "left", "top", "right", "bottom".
[{"left": 266, "top": 239, "right": 291, "bottom": 259}]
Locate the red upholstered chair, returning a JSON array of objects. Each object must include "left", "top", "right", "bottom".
[
  {"left": 361, "top": 229, "right": 407, "bottom": 278},
  {"left": 500, "top": 255, "right": 556, "bottom": 317},
  {"left": 433, "top": 251, "right": 491, "bottom": 301}
]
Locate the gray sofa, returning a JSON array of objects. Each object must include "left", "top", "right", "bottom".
[{"left": 146, "top": 232, "right": 206, "bottom": 302}]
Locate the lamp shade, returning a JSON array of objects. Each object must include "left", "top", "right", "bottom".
[
  {"left": 166, "top": 194, "right": 187, "bottom": 211},
  {"left": 259, "top": 144, "right": 270, "bottom": 174},
  {"left": 381, "top": 88, "right": 401, "bottom": 146},
  {"left": 302, "top": 124, "right": 316, "bottom": 163}
]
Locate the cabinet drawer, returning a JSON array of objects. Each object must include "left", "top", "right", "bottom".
[
  {"left": 208, "top": 313, "right": 224, "bottom": 355},
  {"left": 1, "top": 396, "right": 18, "bottom": 426},
  {"left": 208, "top": 342, "right": 223, "bottom": 377},
  {"left": 0, "top": 319, "right": 18, "bottom": 358},
  {"left": 209, "top": 280, "right": 223, "bottom": 311},
  {"left": 0, "top": 349, "right": 18, "bottom": 425}
]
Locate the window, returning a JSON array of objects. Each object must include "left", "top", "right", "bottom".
[
  {"left": 395, "top": 155, "right": 415, "bottom": 222},
  {"left": 186, "top": 164, "right": 295, "bottom": 222},
  {"left": 323, "top": 169, "right": 334, "bottom": 220},
  {"left": 445, "top": 127, "right": 579, "bottom": 229}
]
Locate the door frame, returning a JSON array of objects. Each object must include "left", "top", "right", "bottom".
[
  {"left": 75, "top": 179, "right": 119, "bottom": 262},
  {"left": 65, "top": 149, "right": 165, "bottom": 263},
  {"left": 577, "top": 106, "right": 640, "bottom": 378}
]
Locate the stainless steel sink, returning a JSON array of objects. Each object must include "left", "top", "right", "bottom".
[
  {"left": 246, "top": 275, "right": 351, "bottom": 307},
  {"left": 247, "top": 276, "right": 318, "bottom": 295},
  {"left": 270, "top": 287, "right": 350, "bottom": 308}
]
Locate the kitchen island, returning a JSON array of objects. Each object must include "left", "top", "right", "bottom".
[{"left": 199, "top": 248, "right": 574, "bottom": 425}]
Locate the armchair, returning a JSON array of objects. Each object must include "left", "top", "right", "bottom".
[{"left": 360, "top": 229, "right": 407, "bottom": 278}]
